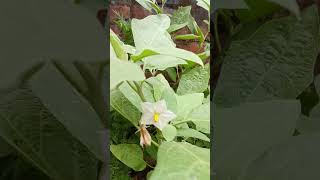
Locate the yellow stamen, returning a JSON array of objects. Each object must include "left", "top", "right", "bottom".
[{"left": 153, "top": 113, "right": 160, "bottom": 122}]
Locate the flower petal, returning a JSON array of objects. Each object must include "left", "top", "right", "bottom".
[
  {"left": 141, "top": 111, "right": 154, "bottom": 125},
  {"left": 160, "top": 110, "right": 176, "bottom": 123},
  {"left": 154, "top": 100, "right": 167, "bottom": 113},
  {"left": 141, "top": 102, "right": 154, "bottom": 113}
]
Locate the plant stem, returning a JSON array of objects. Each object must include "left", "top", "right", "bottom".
[
  {"left": 134, "top": 81, "right": 146, "bottom": 102},
  {"left": 151, "top": 139, "right": 159, "bottom": 147}
]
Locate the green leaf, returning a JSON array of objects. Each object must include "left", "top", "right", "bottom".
[
  {"left": 143, "top": 55, "right": 187, "bottom": 71},
  {"left": 214, "top": 5, "right": 319, "bottom": 107},
  {"left": 187, "top": 103, "right": 210, "bottom": 134},
  {"left": 174, "top": 34, "right": 200, "bottom": 40},
  {"left": 241, "top": 134, "right": 320, "bottom": 180},
  {"left": 0, "top": 86, "right": 99, "bottom": 180},
  {"left": 146, "top": 74, "right": 178, "bottom": 113},
  {"left": 176, "top": 128, "right": 210, "bottom": 142},
  {"left": 30, "top": 62, "right": 106, "bottom": 162},
  {"left": 162, "top": 125, "right": 177, "bottom": 141},
  {"left": 131, "top": 14, "right": 203, "bottom": 66},
  {"left": 150, "top": 142, "right": 210, "bottom": 180},
  {"left": 196, "top": 0, "right": 210, "bottom": 12},
  {"left": 135, "top": 0, "right": 153, "bottom": 12},
  {"left": 110, "top": 29, "right": 128, "bottom": 60},
  {"left": 214, "top": 100, "right": 300, "bottom": 179},
  {"left": 177, "top": 64, "right": 210, "bottom": 95},
  {"left": 110, "top": 144, "right": 146, "bottom": 171},
  {"left": 110, "top": 89, "right": 141, "bottom": 126},
  {"left": 168, "top": 6, "right": 193, "bottom": 33},
  {"left": 110, "top": 57, "right": 145, "bottom": 90},
  {"left": 119, "top": 81, "right": 143, "bottom": 112},
  {"left": 175, "top": 93, "right": 204, "bottom": 122}
]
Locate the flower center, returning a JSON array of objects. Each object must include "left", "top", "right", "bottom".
[{"left": 153, "top": 112, "right": 160, "bottom": 122}]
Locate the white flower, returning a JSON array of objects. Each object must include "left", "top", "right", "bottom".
[
  {"left": 139, "top": 124, "right": 151, "bottom": 147},
  {"left": 140, "top": 100, "right": 176, "bottom": 130}
]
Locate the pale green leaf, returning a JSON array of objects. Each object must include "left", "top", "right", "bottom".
[
  {"left": 110, "top": 58, "right": 145, "bottom": 90},
  {"left": 110, "top": 89, "right": 141, "bottom": 126},
  {"left": 162, "top": 125, "right": 177, "bottom": 141},
  {"left": 131, "top": 14, "right": 203, "bottom": 66},
  {"left": 146, "top": 74, "right": 177, "bottom": 113},
  {"left": 110, "top": 29, "right": 128, "bottom": 60},
  {"left": 176, "top": 128, "right": 210, "bottom": 142},
  {"left": 196, "top": 0, "right": 210, "bottom": 12},
  {"left": 150, "top": 142, "right": 210, "bottom": 180},
  {"left": 143, "top": 55, "right": 187, "bottom": 71},
  {"left": 110, "top": 144, "right": 146, "bottom": 171},
  {"left": 175, "top": 93, "right": 204, "bottom": 122},
  {"left": 177, "top": 64, "right": 210, "bottom": 95},
  {"left": 187, "top": 103, "right": 210, "bottom": 134},
  {"left": 119, "top": 81, "right": 143, "bottom": 112},
  {"left": 168, "top": 6, "right": 192, "bottom": 33}
]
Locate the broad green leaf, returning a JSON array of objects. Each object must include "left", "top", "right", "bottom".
[
  {"left": 110, "top": 57, "right": 145, "bottom": 90},
  {"left": 214, "top": 5, "right": 319, "bottom": 107},
  {"left": 168, "top": 6, "right": 192, "bottom": 33},
  {"left": 0, "top": 86, "right": 99, "bottom": 180},
  {"left": 196, "top": 0, "right": 210, "bottom": 12},
  {"left": 176, "top": 128, "right": 210, "bottom": 142},
  {"left": 187, "top": 103, "right": 210, "bottom": 134},
  {"left": 241, "top": 134, "right": 320, "bottom": 180},
  {"left": 150, "top": 142, "right": 210, "bottom": 180},
  {"left": 177, "top": 64, "right": 210, "bottom": 95},
  {"left": 131, "top": 15, "right": 203, "bottom": 66},
  {"left": 146, "top": 74, "right": 177, "bottom": 113},
  {"left": 162, "top": 125, "right": 177, "bottom": 141},
  {"left": 141, "top": 81, "right": 156, "bottom": 103},
  {"left": 135, "top": 0, "right": 152, "bottom": 11},
  {"left": 110, "top": 89, "right": 141, "bottom": 126},
  {"left": 214, "top": 100, "right": 300, "bottom": 179},
  {"left": 110, "top": 144, "right": 146, "bottom": 171},
  {"left": 175, "top": 93, "right": 204, "bottom": 122},
  {"left": 119, "top": 81, "right": 143, "bottom": 112},
  {"left": 30, "top": 62, "right": 106, "bottom": 162},
  {"left": 166, "top": 68, "right": 177, "bottom": 82},
  {"left": 110, "top": 29, "right": 128, "bottom": 60},
  {"left": 143, "top": 55, "right": 187, "bottom": 71},
  {"left": 174, "top": 34, "right": 200, "bottom": 40}
]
